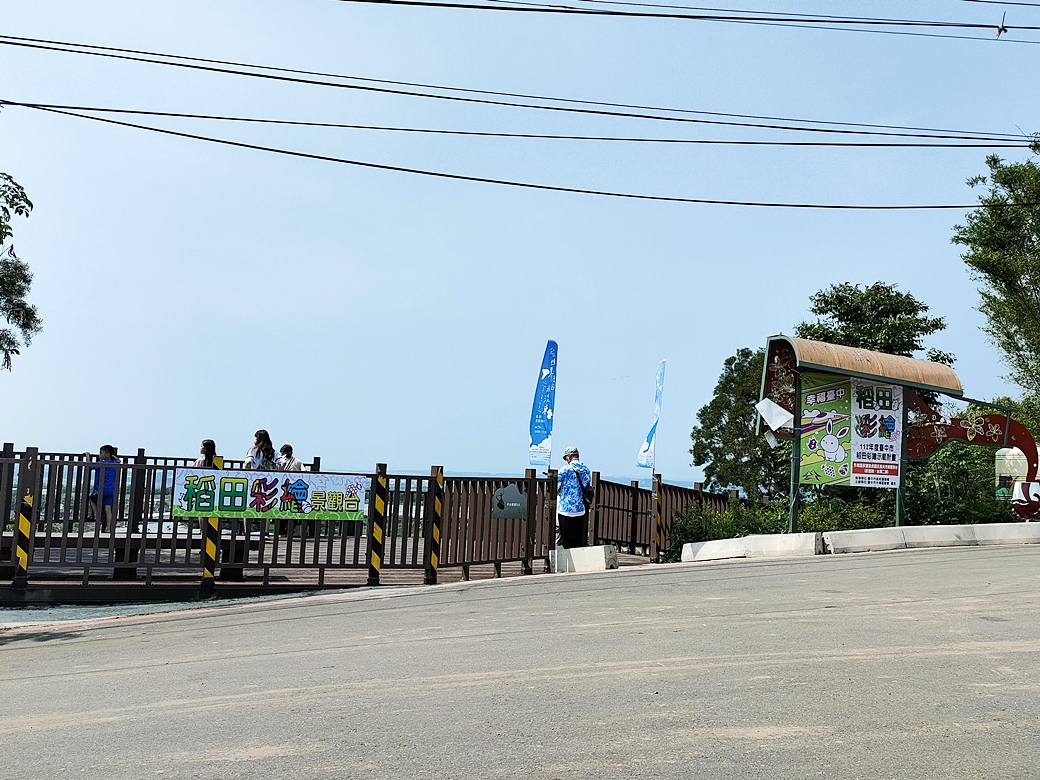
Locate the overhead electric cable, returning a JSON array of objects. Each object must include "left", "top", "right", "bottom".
[
  {"left": 329, "top": 0, "right": 1040, "bottom": 31},
  {"left": 957, "top": 0, "right": 1040, "bottom": 8},
  {"left": 463, "top": 0, "right": 1040, "bottom": 42},
  {"left": 726, "top": 18, "right": 1040, "bottom": 43},
  {"left": 2, "top": 101, "right": 1028, "bottom": 148},
  {"left": 0, "top": 37, "right": 1026, "bottom": 141},
  {"left": 506, "top": 0, "right": 987, "bottom": 23},
  {"left": 6, "top": 101, "right": 1035, "bottom": 211}
]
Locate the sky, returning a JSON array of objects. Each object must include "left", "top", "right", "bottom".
[{"left": 0, "top": 0, "right": 1038, "bottom": 483}]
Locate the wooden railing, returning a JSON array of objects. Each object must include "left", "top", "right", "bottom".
[{"left": 0, "top": 445, "right": 732, "bottom": 587}]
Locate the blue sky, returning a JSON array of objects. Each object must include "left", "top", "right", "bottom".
[{"left": 0, "top": 0, "right": 1037, "bottom": 482}]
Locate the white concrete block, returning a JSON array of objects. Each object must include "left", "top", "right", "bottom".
[
  {"left": 823, "top": 527, "right": 907, "bottom": 554},
  {"left": 970, "top": 523, "right": 1040, "bottom": 545},
  {"left": 680, "top": 538, "right": 748, "bottom": 562},
  {"left": 901, "top": 525, "right": 977, "bottom": 548},
  {"left": 550, "top": 544, "right": 619, "bottom": 573},
  {"left": 744, "top": 532, "right": 823, "bottom": 557}
]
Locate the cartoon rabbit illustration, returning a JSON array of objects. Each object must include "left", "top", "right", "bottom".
[{"left": 820, "top": 420, "right": 850, "bottom": 463}]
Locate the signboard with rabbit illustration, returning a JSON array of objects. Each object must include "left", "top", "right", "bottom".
[{"left": 800, "top": 373, "right": 903, "bottom": 488}]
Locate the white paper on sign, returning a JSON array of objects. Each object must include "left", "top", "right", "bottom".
[{"left": 756, "top": 397, "right": 794, "bottom": 432}]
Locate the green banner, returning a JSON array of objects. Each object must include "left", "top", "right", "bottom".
[
  {"left": 799, "top": 373, "right": 852, "bottom": 486},
  {"left": 172, "top": 468, "right": 369, "bottom": 521}
]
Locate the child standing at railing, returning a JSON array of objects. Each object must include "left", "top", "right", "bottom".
[{"left": 87, "top": 444, "right": 119, "bottom": 533}]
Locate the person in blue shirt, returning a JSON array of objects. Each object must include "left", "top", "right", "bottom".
[
  {"left": 88, "top": 444, "right": 120, "bottom": 533},
  {"left": 557, "top": 446, "right": 592, "bottom": 549}
]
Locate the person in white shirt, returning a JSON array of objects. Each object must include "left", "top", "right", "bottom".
[{"left": 277, "top": 444, "right": 304, "bottom": 472}]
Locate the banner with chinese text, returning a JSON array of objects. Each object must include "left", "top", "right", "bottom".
[
  {"left": 799, "top": 373, "right": 852, "bottom": 486},
  {"left": 850, "top": 378, "right": 903, "bottom": 488},
  {"left": 172, "top": 468, "right": 369, "bottom": 521},
  {"left": 799, "top": 373, "right": 903, "bottom": 488},
  {"left": 529, "top": 339, "right": 558, "bottom": 466}
]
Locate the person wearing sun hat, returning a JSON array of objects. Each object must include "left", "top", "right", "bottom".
[{"left": 556, "top": 446, "right": 592, "bottom": 549}]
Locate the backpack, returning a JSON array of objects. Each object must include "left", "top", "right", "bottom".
[{"left": 573, "top": 468, "right": 595, "bottom": 506}]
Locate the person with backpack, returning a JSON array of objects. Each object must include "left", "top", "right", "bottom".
[
  {"left": 277, "top": 444, "right": 304, "bottom": 472},
  {"left": 556, "top": 446, "right": 593, "bottom": 549},
  {"left": 244, "top": 430, "right": 278, "bottom": 471}
]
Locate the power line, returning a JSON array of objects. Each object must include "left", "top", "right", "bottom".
[
  {"left": 0, "top": 36, "right": 1026, "bottom": 141},
  {"left": 0, "top": 100, "right": 1029, "bottom": 148},
  {"left": 567, "top": 0, "right": 967, "bottom": 21},
  {"left": 726, "top": 17, "right": 1040, "bottom": 44},
  {"left": 330, "top": 0, "right": 1040, "bottom": 30},
  {"left": 470, "top": 0, "right": 1040, "bottom": 43},
  {"left": 7, "top": 101, "right": 1035, "bottom": 211},
  {"left": 958, "top": 0, "right": 1040, "bottom": 8}
]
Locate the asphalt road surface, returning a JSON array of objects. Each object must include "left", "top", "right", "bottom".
[{"left": 3, "top": 546, "right": 1040, "bottom": 779}]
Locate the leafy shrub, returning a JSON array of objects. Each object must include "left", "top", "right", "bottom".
[
  {"left": 662, "top": 490, "right": 1014, "bottom": 563},
  {"left": 663, "top": 500, "right": 785, "bottom": 562}
]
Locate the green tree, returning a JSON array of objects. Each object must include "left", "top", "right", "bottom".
[
  {"left": 795, "top": 281, "right": 953, "bottom": 364},
  {"left": 0, "top": 171, "right": 41, "bottom": 369},
  {"left": 689, "top": 347, "right": 790, "bottom": 502},
  {"left": 952, "top": 154, "right": 1040, "bottom": 396}
]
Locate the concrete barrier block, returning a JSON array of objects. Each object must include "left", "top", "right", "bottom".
[
  {"left": 901, "top": 525, "right": 977, "bottom": 548},
  {"left": 823, "top": 527, "right": 907, "bottom": 554},
  {"left": 971, "top": 523, "right": 1040, "bottom": 545},
  {"left": 550, "top": 544, "right": 619, "bottom": 573},
  {"left": 744, "top": 532, "right": 823, "bottom": 557},
  {"left": 680, "top": 538, "right": 747, "bottom": 562}
]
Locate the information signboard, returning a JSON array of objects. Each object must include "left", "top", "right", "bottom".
[{"left": 799, "top": 373, "right": 902, "bottom": 488}]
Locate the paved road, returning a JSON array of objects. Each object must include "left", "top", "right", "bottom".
[{"left": 3, "top": 546, "right": 1040, "bottom": 779}]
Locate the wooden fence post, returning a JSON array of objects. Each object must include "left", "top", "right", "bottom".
[
  {"left": 547, "top": 468, "right": 558, "bottom": 555},
  {"left": 628, "top": 480, "right": 640, "bottom": 555},
  {"left": 522, "top": 468, "right": 537, "bottom": 575},
  {"left": 0, "top": 442, "right": 14, "bottom": 535},
  {"left": 588, "top": 471, "right": 600, "bottom": 546},
  {"left": 114, "top": 448, "right": 147, "bottom": 582}
]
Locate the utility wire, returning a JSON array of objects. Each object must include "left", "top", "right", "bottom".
[
  {"left": 7, "top": 101, "right": 1035, "bottom": 210},
  {"left": 728, "top": 17, "right": 1040, "bottom": 43},
  {"left": 564, "top": 0, "right": 971, "bottom": 21},
  {"left": 0, "top": 37, "right": 1026, "bottom": 141},
  {"left": 1, "top": 100, "right": 1029, "bottom": 148},
  {"left": 0, "top": 34, "right": 1025, "bottom": 138},
  {"left": 459, "top": 0, "right": 1040, "bottom": 42},
  {"left": 958, "top": 0, "right": 1040, "bottom": 7},
  {"left": 330, "top": 0, "right": 1040, "bottom": 30}
]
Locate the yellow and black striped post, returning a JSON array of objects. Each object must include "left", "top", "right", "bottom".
[
  {"left": 367, "top": 463, "right": 388, "bottom": 587},
  {"left": 12, "top": 494, "right": 33, "bottom": 589},
  {"left": 651, "top": 473, "right": 663, "bottom": 563},
  {"left": 424, "top": 465, "right": 444, "bottom": 585},
  {"left": 200, "top": 516, "right": 219, "bottom": 597}
]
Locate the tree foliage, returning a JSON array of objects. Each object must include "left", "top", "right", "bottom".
[
  {"left": 689, "top": 347, "right": 790, "bottom": 502},
  {"left": 952, "top": 154, "right": 1040, "bottom": 396},
  {"left": 795, "top": 281, "right": 953, "bottom": 364},
  {"left": 0, "top": 171, "right": 41, "bottom": 370}
]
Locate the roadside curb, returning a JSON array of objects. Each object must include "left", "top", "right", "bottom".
[{"left": 682, "top": 522, "right": 1040, "bottom": 561}]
